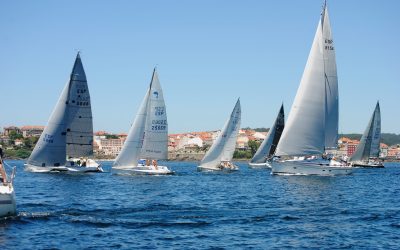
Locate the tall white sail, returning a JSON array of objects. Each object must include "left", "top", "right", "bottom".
[
  {"left": 27, "top": 73, "right": 70, "bottom": 167},
  {"left": 141, "top": 70, "right": 168, "bottom": 160},
  {"left": 200, "top": 99, "right": 241, "bottom": 168},
  {"left": 322, "top": 6, "right": 339, "bottom": 149},
  {"left": 275, "top": 4, "right": 335, "bottom": 157},
  {"left": 113, "top": 89, "right": 150, "bottom": 167},
  {"left": 251, "top": 104, "right": 284, "bottom": 163},
  {"left": 114, "top": 69, "right": 167, "bottom": 167},
  {"left": 350, "top": 102, "right": 381, "bottom": 162},
  {"left": 66, "top": 53, "right": 94, "bottom": 158}
]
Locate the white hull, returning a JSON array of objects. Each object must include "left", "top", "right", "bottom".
[
  {"left": 248, "top": 162, "right": 272, "bottom": 168},
  {"left": 0, "top": 185, "right": 16, "bottom": 217},
  {"left": 197, "top": 163, "right": 239, "bottom": 172},
  {"left": 24, "top": 163, "right": 103, "bottom": 173},
  {"left": 351, "top": 161, "right": 384, "bottom": 168},
  {"left": 67, "top": 158, "right": 100, "bottom": 168},
  {"left": 271, "top": 159, "right": 352, "bottom": 176},
  {"left": 112, "top": 165, "right": 173, "bottom": 175}
]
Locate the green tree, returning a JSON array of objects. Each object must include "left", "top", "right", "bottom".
[
  {"left": 248, "top": 140, "right": 261, "bottom": 155},
  {"left": 15, "top": 149, "right": 31, "bottom": 159},
  {"left": 105, "top": 134, "right": 119, "bottom": 139},
  {"left": 201, "top": 144, "right": 210, "bottom": 152},
  {"left": 233, "top": 150, "right": 252, "bottom": 159},
  {"left": 23, "top": 138, "right": 32, "bottom": 149},
  {"left": 8, "top": 131, "right": 23, "bottom": 145}
]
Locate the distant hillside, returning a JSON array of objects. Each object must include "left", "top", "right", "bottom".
[
  {"left": 241, "top": 129, "right": 400, "bottom": 146},
  {"left": 242, "top": 127, "right": 269, "bottom": 132},
  {"left": 340, "top": 133, "right": 400, "bottom": 146}
]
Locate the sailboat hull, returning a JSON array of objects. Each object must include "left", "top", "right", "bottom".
[
  {"left": 197, "top": 163, "right": 239, "bottom": 172},
  {"left": 248, "top": 162, "right": 272, "bottom": 168},
  {"left": 271, "top": 159, "right": 352, "bottom": 176},
  {"left": 0, "top": 185, "right": 16, "bottom": 217},
  {"left": 24, "top": 163, "right": 103, "bottom": 173},
  {"left": 112, "top": 165, "right": 173, "bottom": 175},
  {"left": 351, "top": 162, "right": 384, "bottom": 168}
]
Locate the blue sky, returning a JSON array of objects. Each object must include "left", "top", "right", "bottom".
[{"left": 1, "top": 0, "right": 399, "bottom": 134}]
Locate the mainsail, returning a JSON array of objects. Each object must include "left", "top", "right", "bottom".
[
  {"left": 65, "top": 53, "right": 94, "bottom": 158},
  {"left": 141, "top": 70, "right": 168, "bottom": 160},
  {"left": 322, "top": 6, "right": 339, "bottom": 149},
  {"left": 275, "top": 3, "right": 337, "bottom": 157},
  {"left": 250, "top": 104, "right": 284, "bottom": 163},
  {"left": 200, "top": 99, "right": 241, "bottom": 169},
  {"left": 350, "top": 102, "right": 381, "bottom": 162},
  {"left": 114, "top": 69, "right": 167, "bottom": 167}
]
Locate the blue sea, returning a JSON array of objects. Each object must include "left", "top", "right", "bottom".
[{"left": 1, "top": 160, "right": 400, "bottom": 249}]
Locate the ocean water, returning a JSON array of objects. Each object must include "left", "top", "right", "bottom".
[{"left": 1, "top": 160, "right": 400, "bottom": 249}]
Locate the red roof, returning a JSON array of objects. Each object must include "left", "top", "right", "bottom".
[{"left": 20, "top": 125, "right": 45, "bottom": 130}]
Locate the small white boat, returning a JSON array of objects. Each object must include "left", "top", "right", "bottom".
[
  {"left": 248, "top": 162, "right": 271, "bottom": 168},
  {"left": 112, "top": 69, "right": 173, "bottom": 175},
  {"left": 0, "top": 160, "right": 16, "bottom": 217},
  {"left": 351, "top": 160, "right": 384, "bottom": 168},
  {"left": 25, "top": 53, "right": 102, "bottom": 173},
  {"left": 198, "top": 161, "right": 239, "bottom": 172},
  {"left": 113, "top": 164, "right": 173, "bottom": 175},
  {"left": 249, "top": 104, "right": 284, "bottom": 169},
  {"left": 349, "top": 102, "right": 384, "bottom": 168},
  {"left": 271, "top": 2, "right": 351, "bottom": 176},
  {"left": 198, "top": 99, "right": 241, "bottom": 172},
  {"left": 25, "top": 162, "right": 103, "bottom": 173}
]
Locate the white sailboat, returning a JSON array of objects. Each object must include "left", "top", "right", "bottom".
[
  {"left": 25, "top": 53, "right": 102, "bottom": 173},
  {"left": 271, "top": 2, "right": 352, "bottom": 176},
  {"left": 249, "top": 104, "right": 284, "bottom": 168},
  {"left": 0, "top": 156, "right": 16, "bottom": 217},
  {"left": 112, "top": 68, "right": 172, "bottom": 175},
  {"left": 350, "top": 102, "right": 383, "bottom": 168},
  {"left": 198, "top": 99, "right": 241, "bottom": 171}
]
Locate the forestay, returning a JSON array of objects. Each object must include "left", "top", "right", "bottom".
[
  {"left": 250, "top": 104, "right": 284, "bottom": 163},
  {"left": 113, "top": 90, "right": 150, "bottom": 167}
]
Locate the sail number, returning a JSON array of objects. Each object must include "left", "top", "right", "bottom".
[
  {"left": 325, "top": 39, "right": 334, "bottom": 51},
  {"left": 154, "top": 107, "right": 165, "bottom": 116},
  {"left": 151, "top": 120, "right": 167, "bottom": 131},
  {"left": 43, "top": 134, "right": 54, "bottom": 143}
]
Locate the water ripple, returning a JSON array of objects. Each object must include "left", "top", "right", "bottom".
[{"left": 0, "top": 161, "right": 400, "bottom": 249}]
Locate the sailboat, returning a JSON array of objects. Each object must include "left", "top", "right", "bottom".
[
  {"left": 249, "top": 104, "right": 284, "bottom": 168},
  {"left": 0, "top": 157, "right": 16, "bottom": 217},
  {"left": 271, "top": 2, "right": 352, "bottom": 176},
  {"left": 198, "top": 99, "right": 241, "bottom": 171},
  {"left": 25, "top": 53, "right": 102, "bottom": 173},
  {"left": 349, "top": 102, "right": 383, "bottom": 168},
  {"left": 112, "top": 68, "right": 172, "bottom": 175}
]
